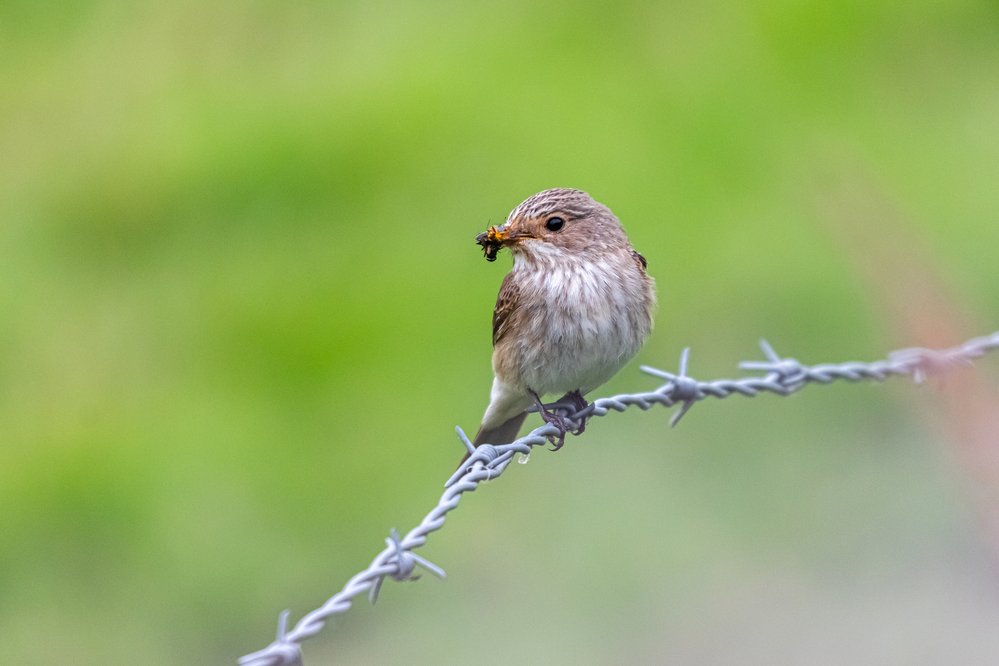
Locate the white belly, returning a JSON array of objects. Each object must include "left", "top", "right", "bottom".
[{"left": 510, "top": 254, "right": 649, "bottom": 397}]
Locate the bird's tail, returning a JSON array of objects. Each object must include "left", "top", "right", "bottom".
[{"left": 455, "top": 411, "right": 528, "bottom": 471}]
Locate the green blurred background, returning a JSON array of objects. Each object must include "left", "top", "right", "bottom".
[{"left": 3, "top": 1, "right": 999, "bottom": 664}]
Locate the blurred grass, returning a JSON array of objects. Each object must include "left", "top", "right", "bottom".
[{"left": 2, "top": 1, "right": 999, "bottom": 664}]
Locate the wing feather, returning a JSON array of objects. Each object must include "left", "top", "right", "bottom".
[
  {"left": 491, "top": 273, "right": 520, "bottom": 347},
  {"left": 630, "top": 249, "right": 648, "bottom": 272}
]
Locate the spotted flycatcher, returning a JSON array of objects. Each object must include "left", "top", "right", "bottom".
[{"left": 462, "top": 188, "right": 656, "bottom": 465}]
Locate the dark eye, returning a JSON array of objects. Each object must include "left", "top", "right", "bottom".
[{"left": 544, "top": 216, "right": 565, "bottom": 232}]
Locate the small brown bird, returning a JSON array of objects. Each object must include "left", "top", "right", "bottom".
[{"left": 462, "top": 188, "right": 656, "bottom": 465}]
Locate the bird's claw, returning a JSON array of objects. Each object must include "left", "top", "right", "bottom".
[
  {"left": 562, "top": 390, "right": 589, "bottom": 436},
  {"left": 539, "top": 409, "right": 573, "bottom": 450},
  {"left": 532, "top": 390, "right": 589, "bottom": 449}
]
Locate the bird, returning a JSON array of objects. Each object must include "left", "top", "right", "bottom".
[{"left": 461, "top": 187, "right": 656, "bottom": 467}]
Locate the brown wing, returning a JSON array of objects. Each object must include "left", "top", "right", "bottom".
[
  {"left": 491, "top": 273, "right": 520, "bottom": 347},
  {"left": 630, "top": 249, "right": 648, "bottom": 271}
]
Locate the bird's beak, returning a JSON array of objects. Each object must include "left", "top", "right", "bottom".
[
  {"left": 477, "top": 223, "right": 534, "bottom": 245},
  {"left": 476, "top": 222, "right": 537, "bottom": 261}
]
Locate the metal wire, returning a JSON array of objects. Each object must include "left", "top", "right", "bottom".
[{"left": 239, "top": 330, "right": 999, "bottom": 666}]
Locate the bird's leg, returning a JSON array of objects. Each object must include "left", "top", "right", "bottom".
[{"left": 529, "top": 390, "right": 574, "bottom": 450}]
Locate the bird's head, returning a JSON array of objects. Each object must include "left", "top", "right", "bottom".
[{"left": 476, "top": 188, "right": 628, "bottom": 262}]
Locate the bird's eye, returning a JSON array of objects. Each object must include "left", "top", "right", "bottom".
[{"left": 544, "top": 216, "right": 565, "bottom": 232}]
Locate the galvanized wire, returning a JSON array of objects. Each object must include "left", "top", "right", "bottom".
[{"left": 239, "top": 330, "right": 999, "bottom": 666}]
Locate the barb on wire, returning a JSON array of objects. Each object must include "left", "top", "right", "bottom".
[
  {"left": 368, "top": 528, "right": 446, "bottom": 605},
  {"left": 239, "top": 330, "right": 999, "bottom": 666}
]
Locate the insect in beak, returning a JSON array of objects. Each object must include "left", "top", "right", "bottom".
[{"left": 475, "top": 225, "right": 509, "bottom": 262}]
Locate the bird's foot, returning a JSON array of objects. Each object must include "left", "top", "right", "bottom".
[
  {"left": 531, "top": 390, "right": 584, "bottom": 450},
  {"left": 558, "top": 390, "right": 590, "bottom": 436}
]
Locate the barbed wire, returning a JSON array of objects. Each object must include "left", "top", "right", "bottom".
[{"left": 239, "top": 330, "right": 999, "bottom": 666}]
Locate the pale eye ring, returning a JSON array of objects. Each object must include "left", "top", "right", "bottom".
[{"left": 544, "top": 216, "right": 565, "bottom": 232}]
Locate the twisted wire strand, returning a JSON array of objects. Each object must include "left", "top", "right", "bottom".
[{"left": 239, "top": 330, "right": 999, "bottom": 666}]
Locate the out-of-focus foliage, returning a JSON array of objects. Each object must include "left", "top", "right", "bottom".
[{"left": 2, "top": 1, "right": 998, "bottom": 664}]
